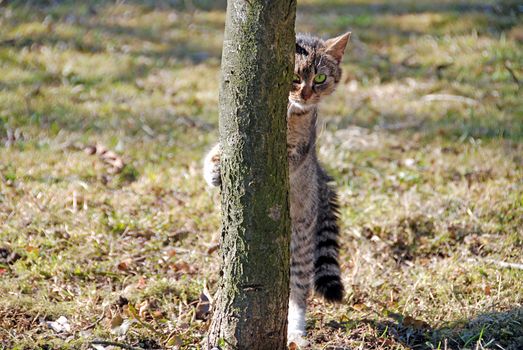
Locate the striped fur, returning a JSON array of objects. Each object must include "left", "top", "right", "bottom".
[
  {"left": 203, "top": 32, "right": 351, "bottom": 343},
  {"left": 314, "top": 170, "right": 344, "bottom": 302}
]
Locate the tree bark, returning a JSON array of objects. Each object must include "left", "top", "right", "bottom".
[{"left": 207, "top": 1, "right": 296, "bottom": 349}]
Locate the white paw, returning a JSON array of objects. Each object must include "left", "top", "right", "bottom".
[
  {"left": 287, "top": 331, "right": 309, "bottom": 349},
  {"left": 288, "top": 299, "right": 307, "bottom": 348},
  {"left": 203, "top": 144, "right": 221, "bottom": 188}
]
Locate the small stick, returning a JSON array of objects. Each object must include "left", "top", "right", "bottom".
[
  {"left": 504, "top": 61, "right": 520, "bottom": 87},
  {"left": 90, "top": 340, "right": 143, "bottom": 350},
  {"left": 484, "top": 259, "right": 523, "bottom": 270},
  {"left": 467, "top": 258, "right": 523, "bottom": 270},
  {"left": 82, "top": 308, "right": 106, "bottom": 331},
  {"left": 422, "top": 94, "right": 478, "bottom": 106}
]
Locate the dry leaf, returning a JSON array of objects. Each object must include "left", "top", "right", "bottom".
[
  {"left": 195, "top": 292, "right": 211, "bottom": 321},
  {"left": 4, "top": 128, "right": 23, "bottom": 147},
  {"left": 168, "top": 230, "right": 190, "bottom": 243},
  {"left": 91, "top": 345, "right": 106, "bottom": 350},
  {"left": 351, "top": 303, "right": 369, "bottom": 311},
  {"left": 207, "top": 244, "right": 220, "bottom": 255},
  {"left": 403, "top": 315, "right": 430, "bottom": 329},
  {"left": 137, "top": 300, "right": 149, "bottom": 318},
  {"left": 171, "top": 261, "right": 196, "bottom": 274},
  {"left": 485, "top": 285, "right": 491, "bottom": 296},
  {"left": 109, "top": 313, "right": 132, "bottom": 336},
  {"left": 117, "top": 258, "right": 133, "bottom": 271},
  {"left": 110, "top": 313, "right": 123, "bottom": 329},
  {"left": 25, "top": 245, "right": 38, "bottom": 253},
  {"left": 166, "top": 334, "right": 183, "bottom": 347},
  {"left": 47, "top": 316, "right": 71, "bottom": 333},
  {"left": 136, "top": 276, "right": 147, "bottom": 289},
  {"left": 152, "top": 310, "right": 164, "bottom": 319},
  {"left": 84, "top": 143, "right": 126, "bottom": 174}
]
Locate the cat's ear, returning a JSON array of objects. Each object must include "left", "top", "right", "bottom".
[{"left": 325, "top": 32, "right": 351, "bottom": 63}]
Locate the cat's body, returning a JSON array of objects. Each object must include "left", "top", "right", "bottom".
[{"left": 203, "top": 32, "right": 351, "bottom": 345}]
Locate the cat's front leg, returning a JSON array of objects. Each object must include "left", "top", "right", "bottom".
[
  {"left": 288, "top": 297, "right": 309, "bottom": 348},
  {"left": 287, "top": 228, "right": 314, "bottom": 348},
  {"left": 203, "top": 143, "right": 222, "bottom": 188}
]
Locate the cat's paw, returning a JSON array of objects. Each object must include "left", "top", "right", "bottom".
[
  {"left": 287, "top": 332, "right": 309, "bottom": 349},
  {"left": 203, "top": 144, "right": 221, "bottom": 188}
]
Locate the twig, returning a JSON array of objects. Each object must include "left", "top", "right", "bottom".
[
  {"left": 82, "top": 307, "right": 106, "bottom": 331},
  {"left": 421, "top": 94, "right": 478, "bottom": 106},
  {"left": 484, "top": 259, "right": 523, "bottom": 270},
  {"left": 467, "top": 258, "right": 523, "bottom": 270},
  {"left": 503, "top": 61, "right": 520, "bottom": 88},
  {"left": 378, "top": 119, "right": 424, "bottom": 131},
  {"left": 90, "top": 340, "right": 143, "bottom": 350},
  {"left": 127, "top": 303, "right": 163, "bottom": 337}
]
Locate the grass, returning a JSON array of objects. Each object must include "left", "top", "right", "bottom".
[{"left": 0, "top": 0, "right": 522, "bottom": 349}]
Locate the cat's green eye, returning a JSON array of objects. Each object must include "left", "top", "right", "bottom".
[
  {"left": 293, "top": 74, "right": 301, "bottom": 84},
  {"left": 314, "top": 73, "right": 327, "bottom": 84}
]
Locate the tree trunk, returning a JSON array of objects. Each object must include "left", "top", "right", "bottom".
[{"left": 207, "top": 1, "right": 296, "bottom": 349}]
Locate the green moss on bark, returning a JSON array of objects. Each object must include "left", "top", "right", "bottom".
[{"left": 207, "top": 1, "right": 296, "bottom": 349}]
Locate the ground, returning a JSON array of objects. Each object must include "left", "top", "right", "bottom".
[{"left": 0, "top": 0, "right": 522, "bottom": 349}]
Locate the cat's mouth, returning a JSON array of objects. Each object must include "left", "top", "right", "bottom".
[{"left": 288, "top": 98, "right": 317, "bottom": 111}]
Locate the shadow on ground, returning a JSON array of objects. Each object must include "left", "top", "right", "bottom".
[
  {"left": 326, "top": 307, "right": 523, "bottom": 349},
  {"left": 2, "top": 0, "right": 521, "bottom": 140}
]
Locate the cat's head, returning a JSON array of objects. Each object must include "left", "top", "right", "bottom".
[{"left": 289, "top": 32, "right": 351, "bottom": 109}]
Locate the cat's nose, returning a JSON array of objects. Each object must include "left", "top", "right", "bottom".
[{"left": 301, "top": 87, "right": 312, "bottom": 101}]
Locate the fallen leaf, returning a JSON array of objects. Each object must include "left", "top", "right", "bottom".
[
  {"left": 485, "top": 285, "right": 491, "bottom": 296},
  {"left": 109, "top": 313, "right": 132, "bottom": 336},
  {"left": 171, "top": 260, "right": 196, "bottom": 274},
  {"left": 403, "top": 315, "right": 430, "bottom": 329},
  {"left": 4, "top": 128, "right": 23, "bottom": 147},
  {"left": 137, "top": 300, "right": 149, "bottom": 318},
  {"left": 152, "top": 310, "right": 164, "bottom": 319},
  {"left": 84, "top": 143, "right": 126, "bottom": 174},
  {"left": 351, "top": 303, "right": 369, "bottom": 311},
  {"left": 195, "top": 292, "right": 211, "bottom": 321},
  {"left": 110, "top": 313, "right": 123, "bottom": 329},
  {"left": 166, "top": 334, "right": 183, "bottom": 347},
  {"left": 25, "top": 245, "right": 38, "bottom": 254},
  {"left": 47, "top": 316, "right": 71, "bottom": 333},
  {"left": 112, "top": 319, "right": 132, "bottom": 336},
  {"left": 117, "top": 258, "right": 133, "bottom": 271},
  {"left": 136, "top": 276, "right": 147, "bottom": 289},
  {"left": 207, "top": 244, "right": 220, "bottom": 255},
  {"left": 167, "top": 230, "right": 190, "bottom": 243},
  {"left": 91, "top": 345, "right": 106, "bottom": 350}
]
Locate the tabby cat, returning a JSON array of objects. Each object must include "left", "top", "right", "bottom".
[{"left": 203, "top": 32, "right": 351, "bottom": 345}]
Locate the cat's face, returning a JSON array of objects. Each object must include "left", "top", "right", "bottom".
[{"left": 289, "top": 33, "right": 351, "bottom": 109}]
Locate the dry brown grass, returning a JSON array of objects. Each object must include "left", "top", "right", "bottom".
[{"left": 1, "top": 0, "right": 522, "bottom": 349}]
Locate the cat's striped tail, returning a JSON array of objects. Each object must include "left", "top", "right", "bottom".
[{"left": 314, "top": 185, "right": 344, "bottom": 302}]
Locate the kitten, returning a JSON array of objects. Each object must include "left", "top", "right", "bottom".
[{"left": 203, "top": 32, "right": 351, "bottom": 345}]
